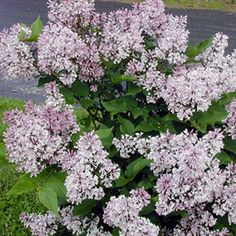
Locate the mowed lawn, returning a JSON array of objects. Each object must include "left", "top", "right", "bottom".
[
  {"left": 165, "top": 0, "right": 236, "bottom": 12},
  {"left": 100, "top": 0, "right": 236, "bottom": 12},
  {"left": 0, "top": 97, "right": 45, "bottom": 236}
]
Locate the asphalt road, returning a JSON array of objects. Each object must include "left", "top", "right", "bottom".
[{"left": 0, "top": 0, "right": 236, "bottom": 101}]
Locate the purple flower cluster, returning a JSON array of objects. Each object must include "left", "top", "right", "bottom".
[
  {"left": 20, "top": 206, "right": 111, "bottom": 236},
  {"left": 37, "top": 24, "right": 86, "bottom": 85},
  {"left": 114, "top": 130, "right": 236, "bottom": 234},
  {"left": 4, "top": 82, "right": 78, "bottom": 176},
  {"left": 48, "top": 0, "right": 96, "bottom": 28},
  {"left": 20, "top": 211, "right": 58, "bottom": 236},
  {"left": 224, "top": 99, "right": 236, "bottom": 139},
  {"left": 103, "top": 188, "right": 160, "bottom": 236},
  {"left": 63, "top": 131, "right": 120, "bottom": 204},
  {"left": 0, "top": 24, "right": 38, "bottom": 80},
  {"left": 0, "top": 0, "right": 236, "bottom": 120},
  {"left": 168, "top": 209, "right": 230, "bottom": 236},
  {"left": 60, "top": 206, "right": 111, "bottom": 236},
  {"left": 138, "top": 34, "right": 236, "bottom": 119}
]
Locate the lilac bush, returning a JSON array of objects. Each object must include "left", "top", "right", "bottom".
[{"left": 0, "top": 0, "right": 236, "bottom": 235}]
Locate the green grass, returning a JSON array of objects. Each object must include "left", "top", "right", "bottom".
[
  {"left": 164, "top": 0, "right": 236, "bottom": 12},
  {"left": 101, "top": 0, "right": 236, "bottom": 12},
  {"left": 0, "top": 97, "right": 45, "bottom": 236}
]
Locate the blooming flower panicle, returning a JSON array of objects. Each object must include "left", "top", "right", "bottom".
[
  {"left": 168, "top": 209, "right": 230, "bottom": 236},
  {"left": 224, "top": 99, "right": 236, "bottom": 139},
  {"left": 37, "top": 24, "right": 86, "bottom": 85},
  {"left": 20, "top": 206, "right": 112, "bottom": 236},
  {"left": 103, "top": 188, "right": 160, "bottom": 236},
  {"left": 60, "top": 206, "right": 112, "bottom": 236},
  {"left": 48, "top": 0, "right": 96, "bottom": 29},
  {"left": 155, "top": 14, "right": 189, "bottom": 64},
  {"left": 4, "top": 82, "right": 78, "bottom": 176},
  {"left": 100, "top": 8, "right": 144, "bottom": 64},
  {"left": 0, "top": 24, "right": 38, "bottom": 80},
  {"left": 197, "top": 32, "right": 229, "bottom": 66},
  {"left": 64, "top": 131, "right": 120, "bottom": 204},
  {"left": 20, "top": 212, "right": 58, "bottom": 236}
]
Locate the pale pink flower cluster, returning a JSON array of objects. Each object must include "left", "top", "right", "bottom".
[
  {"left": 63, "top": 131, "right": 120, "bottom": 204},
  {"left": 168, "top": 209, "right": 230, "bottom": 236},
  {"left": 100, "top": 0, "right": 188, "bottom": 65},
  {"left": 138, "top": 33, "right": 236, "bottom": 120},
  {"left": 113, "top": 130, "right": 236, "bottom": 233},
  {"left": 38, "top": 24, "right": 104, "bottom": 84},
  {"left": 224, "top": 99, "right": 236, "bottom": 139},
  {"left": 197, "top": 32, "right": 229, "bottom": 66},
  {"left": 4, "top": 82, "right": 78, "bottom": 176},
  {"left": 48, "top": 0, "right": 96, "bottom": 28},
  {"left": 113, "top": 133, "right": 151, "bottom": 159},
  {"left": 100, "top": 8, "right": 144, "bottom": 64},
  {"left": 0, "top": 24, "right": 38, "bottom": 80},
  {"left": 132, "top": 0, "right": 165, "bottom": 37},
  {"left": 212, "top": 163, "right": 236, "bottom": 225},
  {"left": 0, "top": 0, "right": 190, "bottom": 87},
  {"left": 20, "top": 211, "right": 58, "bottom": 236},
  {"left": 103, "top": 188, "right": 160, "bottom": 236},
  {"left": 60, "top": 206, "right": 111, "bottom": 236},
  {"left": 37, "top": 24, "right": 86, "bottom": 85},
  {"left": 20, "top": 206, "right": 111, "bottom": 236},
  {"left": 154, "top": 14, "right": 189, "bottom": 64},
  {"left": 78, "top": 37, "right": 104, "bottom": 83},
  {"left": 112, "top": 133, "right": 143, "bottom": 158}
]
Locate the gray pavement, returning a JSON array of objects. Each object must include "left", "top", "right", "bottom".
[{"left": 0, "top": 0, "right": 236, "bottom": 102}]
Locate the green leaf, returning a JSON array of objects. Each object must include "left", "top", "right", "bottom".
[
  {"left": 118, "top": 117, "right": 135, "bottom": 135},
  {"left": 46, "top": 172, "right": 67, "bottom": 205},
  {"left": 95, "top": 128, "right": 114, "bottom": 147},
  {"left": 218, "top": 92, "right": 236, "bottom": 106},
  {"left": 193, "top": 105, "right": 227, "bottom": 124},
  {"left": 75, "top": 107, "right": 89, "bottom": 121},
  {"left": 224, "top": 137, "right": 236, "bottom": 154},
  {"left": 8, "top": 181, "right": 35, "bottom": 195},
  {"left": 137, "top": 179, "right": 154, "bottom": 190},
  {"left": 38, "top": 75, "right": 55, "bottom": 87},
  {"left": 115, "top": 175, "right": 130, "bottom": 187},
  {"left": 191, "top": 121, "right": 207, "bottom": 133},
  {"left": 112, "top": 227, "right": 120, "bottom": 236},
  {"left": 102, "top": 96, "right": 137, "bottom": 115},
  {"left": 60, "top": 86, "right": 76, "bottom": 104},
  {"left": 7, "top": 175, "right": 36, "bottom": 196},
  {"left": 73, "top": 199, "right": 97, "bottom": 216},
  {"left": 102, "top": 100, "right": 129, "bottom": 114},
  {"left": 139, "top": 203, "right": 155, "bottom": 216},
  {"left": 71, "top": 80, "right": 90, "bottom": 97},
  {"left": 80, "top": 99, "right": 95, "bottom": 109},
  {"left": 127, "top": 83, "right": 142, "bottom": 96},
  {"left": 191, "top": 102, "right": 228, "bottom": 132},
  {"left": 27, "top": 16, "right": 43, "bottom": 42},
  {"left": 125, "top": 157, "right": 151, "bottom": 180},
  {"left": 186, "top": 36, "right": 213, "bottom": 59},
  {"left": 158, "top": 114, "right": 178, "bottom": 133},
  {"left": 213, "top": 215, "right": 236, "bottom": 233},
  {"left": 119, "top": 96, "right": 137, "bottom": 109},
  {"left": 112, "top": 74, "right": 136, "bottom": 84},
  {"left": 37, "top": 186, "right": 58, "bottom": 215},
  {"left": 136, "top": 117, "right": 159, "bottom": 132},
  {"left": 144, "top": 36, "right": 156, "bottom": 50},
  {"left": 216, "top": 151, "right": 232, "bottom": 165},
  {"left": 132, "top": 108, "right": 149, "bottom": 119}
]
